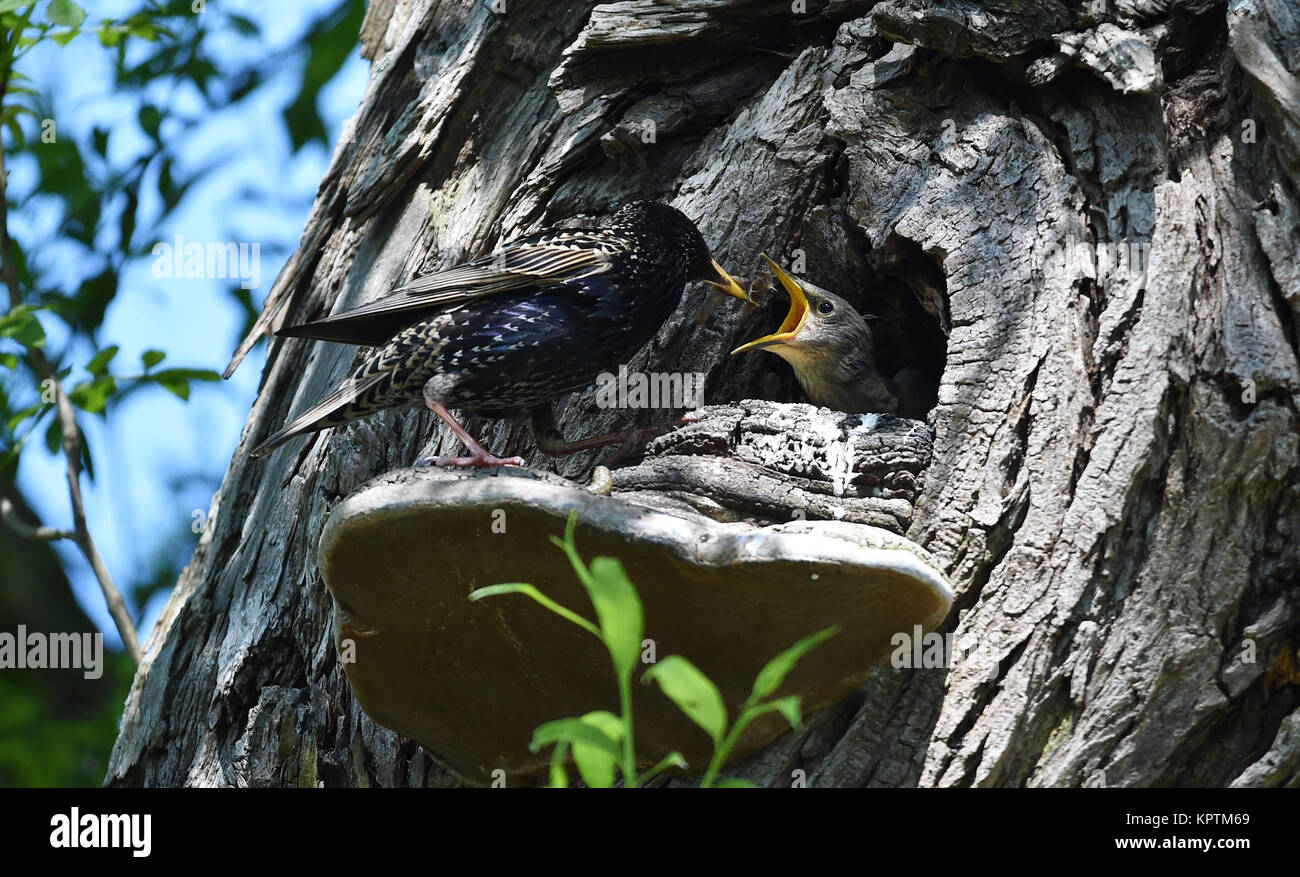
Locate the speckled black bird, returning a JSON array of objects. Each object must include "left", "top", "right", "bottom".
[
  {"left": 732, "top": 254, "right": 900, "bottom": 415},
  {"left": 249, "top": 201, "right": 749, "bottom": 465}
]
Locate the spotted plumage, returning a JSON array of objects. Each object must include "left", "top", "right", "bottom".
[{"left": 249, "top": 201, "right": 748, "bottom": 464}]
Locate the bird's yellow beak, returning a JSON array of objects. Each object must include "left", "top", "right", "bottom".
[
  {"left": 704, "top": 259, "right": 753, "bottom": 304},
  {"left": 731, "top": 254, "right": 808, "bottom": 354}
]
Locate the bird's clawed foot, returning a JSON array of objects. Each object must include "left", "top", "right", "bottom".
[{"left": 423, "top": 398, "right": 525, "bottom": 468}]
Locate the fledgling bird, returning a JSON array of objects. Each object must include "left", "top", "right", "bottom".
[
  {"left": 249, "top": 201, "right": 750, "bottom": 466},
  {"left": 731, "top": 254, "right": 899, "bottom": 415}
]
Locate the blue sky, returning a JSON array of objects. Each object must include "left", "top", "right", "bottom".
[{"left": 9, "top": 1, "right": 369, "bottom": 649}]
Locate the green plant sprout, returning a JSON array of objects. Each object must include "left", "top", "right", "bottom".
[{"left": 468, "top": 510, "right": 838, "bottom": 788}]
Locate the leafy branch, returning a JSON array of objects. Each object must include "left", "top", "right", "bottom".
[
  {"left": 0, "top": 290, "right": 142, "bottom": 664},
  {"left": 0, "top": 2, "right": 148, "bottom": 661}
]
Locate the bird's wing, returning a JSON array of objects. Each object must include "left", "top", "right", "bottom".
[
  {"left": 247, "top": 369, "right": 392, "bottom": 458},
  {"left": 277, "top": 234, "right": 616, "bottom": 345}
]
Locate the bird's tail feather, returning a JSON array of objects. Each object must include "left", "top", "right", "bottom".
[{"left": 249, "top": 372, "right": 389, "bottom": 458}]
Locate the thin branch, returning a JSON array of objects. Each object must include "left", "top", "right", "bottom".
[
  {"left": 0, "top": 42, "right": 142, "bottom": 664},
  {"left": 1, "top": 497, "right": 75, "bottom": 541},
  {"left": 55, "top": 379, "right": 142, "bottom": 663}
]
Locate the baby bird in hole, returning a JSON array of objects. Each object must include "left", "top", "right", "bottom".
[{"left": 732, "top": 254, "right": 932, "bottom": 418}]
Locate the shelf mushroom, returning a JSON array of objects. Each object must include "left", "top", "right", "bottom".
[{"left": 320, "top": 458, "right": 952, "bottom": 785}]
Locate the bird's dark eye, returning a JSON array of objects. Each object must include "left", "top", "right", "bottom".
[{"left": 817, "top": 301, "right": 834, "bottom": 314}]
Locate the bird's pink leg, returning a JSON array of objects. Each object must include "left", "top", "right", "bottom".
[
  {"left": 538, "top": 413, "right": 695, "bottom": 463},
  {"left": 422, "top": 397, "right": 525, "bottom": 468}
]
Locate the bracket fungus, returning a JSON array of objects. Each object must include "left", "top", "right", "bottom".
[{"left": 319, "top": 402, "right": 952, "bottom": 784}]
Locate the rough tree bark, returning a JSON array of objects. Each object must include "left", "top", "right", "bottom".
[{"left": 107, "top": 0, "right": 1299, "bottom": 787}]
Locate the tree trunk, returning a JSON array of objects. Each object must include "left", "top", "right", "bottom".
[{"left": 107, "top": 0, "right": 1300, "bottom": 788}]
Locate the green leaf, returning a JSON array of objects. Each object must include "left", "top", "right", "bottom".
[
  {"left": 530, "top": 717, "right": 621, "bottom": 760},
  {"left": 154, "top": 375, "right": 188, "bottom": 400},
  {"left": 97, "top": 25, "right": 121, "bottom": 47},
  {"left": 756, "top": 695, "right": 804, "bottom": 731},
  {"left": 66, "top": 267, "right": 116, "bottom": 329},
  {"left": 68, "top": 376, "right": 115, "bottom": 415},
  {"left": 79, "top": 423, "right": 94, "bottom": 480},
  {"left": 47, "top": 0, "right": 85, "bottom": 27},
  {"left": 643, "top": 655, "right": 727, "bottom": 745},
  {"left": 715, "top": 778, "right": 760, "bottom": 788},
  {"left": 4, "top": 114, "right": 24, "bottom": 149},
  {"left": 1, "top": 103, "right": 37, "bottom": 121},
  {"left": 138, "top": 104, "right": 161, "bottom": 141},
  {"left": 85, "top": 345, "right": 119, "bottom": 376},
  {"left": 0, "top": 307, "right": 45, "bottom": 347},
  {"left": 44, "top": 416, "right": 60, "bottom": 454},
  {"left": 227, "top": 13, "right": 258, "bottom": 36},
  {"left": 6, "top": 402, "right": 41, "bottom": 432},
  {"left": 281, "top": 0, "right": 364, "bottom": 151},
  {"left": 51, "top": 29, "right": 78, "bottom": 46},
  {"left": 147, "top": 367, "right": 220, "bottom": 401},
  {"left": 468, "top": 583, "right": 600, "bottom": 639},
  {"left": 570, "top": 711, "right": 623, "bottom": 789},
  {"left": 750, "top": 627, "right": 838, "bottom": 703},
  {"left": 0, "top": 352, "right": 17, "bottom": 370},
  {"left": 773, "top": 695, "right": 803, "bottom": 729},
  {"left": 140, "top": 349, "right": 165, "bottom": 370},
  {"left": 0, "top": 444, "right": 21, "bottom": 482},
  {"left": 148, "top": 367, "right": 219, "bottom": 382},
  {"left": 585, "top": 555, "right": 643, "bottom": 684},
  {"left": 0, "top": 1, "right": 32, "bottom": 15}
]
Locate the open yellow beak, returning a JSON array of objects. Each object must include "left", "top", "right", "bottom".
[
  {"left": 704, "top": 259, "right": 753, "bottom": 304},
  {"left": 731, "top": 254, "right": 808, "bottom": 354}
]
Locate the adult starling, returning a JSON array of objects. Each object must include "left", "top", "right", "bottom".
[
  {"left": 249, "top": 201, "right": 749, "bottom": 465},
  {"left": 731, "top": 254, "right": 899, "bottom": 414}
]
